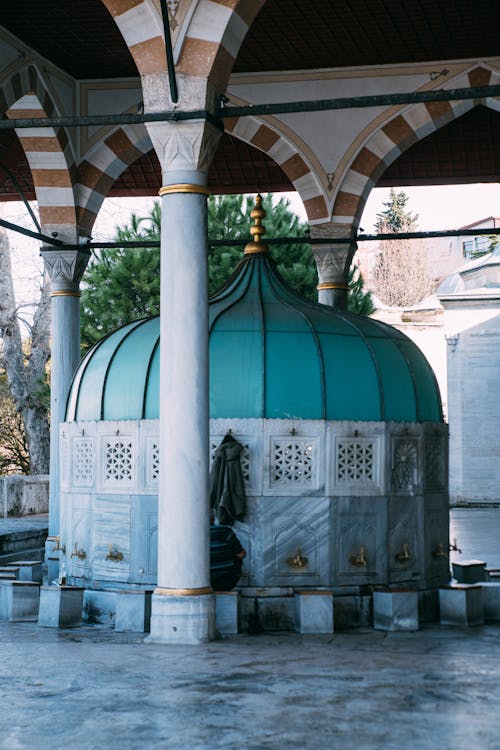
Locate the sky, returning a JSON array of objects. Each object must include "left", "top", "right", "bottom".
[{"left": 3, "top": 181, "right": 500, "bottom": 316}]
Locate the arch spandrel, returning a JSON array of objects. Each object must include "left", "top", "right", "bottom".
[{"left": 332, "top": 63, "right": 500, "bottom": 229}]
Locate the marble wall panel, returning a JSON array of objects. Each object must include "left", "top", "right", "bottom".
[
  {"left": 257, "top": 497, "right": 329, "bottom": 586},
  {"left": 334, "top": 497, "right": 387, "bottom": 585},
  {"left": 423, "top": 493, "right": 450, "bottom": 586},
  {"left": 90, "top": 496, "right": 131, "bottom": 582},
  {"left": 130, "top": 496, "right": 158, "bottom": 585},
  {"left": 387, "top": 496, "right": 422, "bottom": 584}
]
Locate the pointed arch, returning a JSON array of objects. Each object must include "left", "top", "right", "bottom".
[
  {"left": 225, "top": 115, "right": 328, "bottom": 223},
  {"left": 332, "top": 65, "right": 500, "bottom": 228},
  {"left": 177, "top": 0, "right": 266, "bottom": 91},
  {"left": 101, "top": 0, "right": 165, "bottom": 77},
  {"left": 2, "top": 66, "right": 77, "bottom": 240},
  {"left": 75, "top": 123, "right": 152, "bottom": 235}
]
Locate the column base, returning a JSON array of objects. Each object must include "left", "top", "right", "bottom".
[{"left": 147, "top": 592, "right": 216, "bottom": 644}]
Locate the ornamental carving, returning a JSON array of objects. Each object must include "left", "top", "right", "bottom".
[
  {"left": 391, "top": 439, "right": 418, "bottom": 493},
  {"left": 42, "top": 249, "right": 90, "bottom": 293},
  {"left": 312, "top": 243, "right": 356, "bottom": 283},
  {"left": 147, "top": 121, "right": 222, "bottom": 175}
]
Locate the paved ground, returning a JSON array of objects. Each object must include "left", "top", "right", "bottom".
[
  {"left": 1, "top": 509, "right": 499, "bottom": 749},
  {"left": 2, "top": 620, "right": 500, "bottom": 750}
]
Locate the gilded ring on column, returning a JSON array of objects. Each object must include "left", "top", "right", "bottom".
[
  {"left": 154, "top": 586, "right": 213, "bottom": 596},
  {"left": 50, "top": 290, "right": 81, "bottom": 297},
  {"left": 317, "top": 282, "right": 349, "bottom": 290},
  {"left": 159, "top": 184, "right": 211, "bottom": 197}
]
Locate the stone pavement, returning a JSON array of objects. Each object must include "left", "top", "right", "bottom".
[{"left": 1, "top": 620, "right": 500, "bottom": 750}]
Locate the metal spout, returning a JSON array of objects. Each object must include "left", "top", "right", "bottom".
[
  {"left": 106, "top": 544, "right": 124, "bottom": 562},
  {"left": 70, "top": 543, "right": 86, "bottom": 561},
  {"left": 395, "top": 543, "right": 411, "bottom": 563},
  {"left": 349, "top": 546, "right": 368, "bottom": 568}
]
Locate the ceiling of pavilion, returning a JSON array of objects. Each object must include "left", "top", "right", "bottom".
[
  {"left": 1, "top": 1, "right": 500, "bottom": 201},
  {"left": 2, "top": 0, "right": 499, "bottom": 78}
]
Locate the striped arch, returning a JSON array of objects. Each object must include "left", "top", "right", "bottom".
[
  {"left": 2, "top": 66, "right": 77, "bottom": 240},
  {"left": 177, "top": 0, "right": 266, "bottom": 91},
  {"left": 226, "top": 116, "right": 328, "bottom": 223},
  {"left": 101, "top": 0, "right": 165, "bottom": 77},
  {"left": 332, "top": 65, "right": 500, "bottom": 228},
  {"left": 76, "top": 124, "right": 152, "bottom": 235}
]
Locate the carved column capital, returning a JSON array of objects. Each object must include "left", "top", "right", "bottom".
[
  {"left": 41, "top": 248, "right": 90, "bottom": 295},
  {"left": 146, "top": 119, "right": 222, "bottom": 180},
  {"left": 310, "top": 223, "right": 357, "bottom": 309}
]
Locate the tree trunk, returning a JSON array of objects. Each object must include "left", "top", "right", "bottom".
[{"left": 0, "top": 225, "right": 51, "bottom": 474}]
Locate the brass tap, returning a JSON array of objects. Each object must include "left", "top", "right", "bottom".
[
  {"left": 286, "top": 548, "right": 308, "bottom": 569},
  {"left": 51, "top": 536, "right": 65, "bottom": 554},
  {"left": 349, "top": 546, "right": 368, "bottom": 568},
  {"left": 449, "top": 538, "right": 462, "bottom": 554},
  {"left": 106, "top": 544, "right": 124, "bottom": 562},
  {"left": 395, "top": 543, "right": 411, "bottom": 563},
  {"left": 433, "top": 542, "right": 448, "bottom": 559},
  {"left": 70, "top": 543, "right": 86, "bottom": 561}
]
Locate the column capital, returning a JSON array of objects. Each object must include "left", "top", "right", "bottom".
[
  {"left": 146, "top": 119, "right": 222, "bottom": 182},
  {"left": 309, "top": 223, "right": 357, "bottom": 309},
  {"left": 41, "top": 247, "right": 90, "bottom": 295}
]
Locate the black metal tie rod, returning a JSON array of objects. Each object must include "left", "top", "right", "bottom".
[{"left": 1, "top": 85, "right": 500, "bottom": 130}]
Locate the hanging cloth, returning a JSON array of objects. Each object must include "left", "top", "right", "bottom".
[{"left": 209, "top": 433, "right": 247, "bottom": 525}]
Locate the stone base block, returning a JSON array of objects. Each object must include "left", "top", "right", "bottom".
[
  {"left": 215, "top": 592, "right": 239, "bottom": 635},
  {"left": 479, "top": 583, "right": 500, "bottom": 621},
  {"left": 0, "top": 581, "right": 40, "bottom": 621},
  {"left": 439, "top": 585, "right": 483, "bottom": 626},
  {"left": 373, "top": 590, "right": 419, "bottom": 632},
  {"left": 83, "top": 590, "right": 116, "bottom": 625},
  {"left": 115, "top": 590, "right": 152, "bottom": 633},
  {"left": 8, "top": 560, "right": 43, "bottom": 583},
  {"left": 38, "top": 586, "right": 84, "bottom": 628},
  {"left": 452, "top": 560, "right": 488, "bottom": 584},
  {"left": 148, "top": 592, "right": 215, "bottom": 644},
  {"left": 295, "top": 591, "right": 333, "bottom": 634}
]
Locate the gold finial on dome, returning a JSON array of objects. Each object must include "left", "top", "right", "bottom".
[{"left": 244, "top": 194, "right": 269, "bottom": 255}]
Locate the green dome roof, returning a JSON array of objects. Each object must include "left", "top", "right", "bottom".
[{"left": 66, "top": 253, "right": 443, "bottom": 423}]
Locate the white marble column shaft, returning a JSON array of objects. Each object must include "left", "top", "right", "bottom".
[
  {"left": 42, "top": 248, "right": 89, "bottom": 541},
  {"left": 157, "top": 180, "right": 210, "bottom": 589}
]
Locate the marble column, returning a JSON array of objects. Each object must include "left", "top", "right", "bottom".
[
  {"left": 310, "top": 225, "right": 357, "bottom": 310},
  {"left": 41, "top": 248, "right": 89, "bottom": 547},
  {"left": 146, "top": 119, "right": 221, "bottom": 644}
]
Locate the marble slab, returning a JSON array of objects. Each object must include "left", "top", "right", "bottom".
[
  {"left": 115, "top": 589, "right": 152, "bottom": 632},
  {"left": 1, "top": 581, "right": 40, "bottom": 622},
  {"left": 215, "top": 592, "right": 239, "bottom": 635},
  {"left": 439, "top": 585, "right": 483, "bottom": 626},
  {"left": 38, "top": 586, "right": 84, "bottom": 628},
  {"left": 479, "top": 582, "right": 500, "bottom": 621},
  {"left": 295, "top": 591, "right": 334, "bottom": 634},
  {"left": 373, "top": 590, "right": 419, "bottom": 631}
]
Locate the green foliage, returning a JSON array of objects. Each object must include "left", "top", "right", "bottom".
[
  {"left": 348, "top": 265, "right": 375, "bottom": 315},
  {"left": 80, "top": 207, "right": 161, "bottom": 349},
  {"left": 376, "top": 188, "right": 418, "bottom": 233},
  {"left": 81, "top": 193, "right": 374, "bottom": 349}
]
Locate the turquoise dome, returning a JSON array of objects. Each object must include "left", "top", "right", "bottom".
[{"left": 66, "top": 252, "right": 442, "bottom": 423}]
